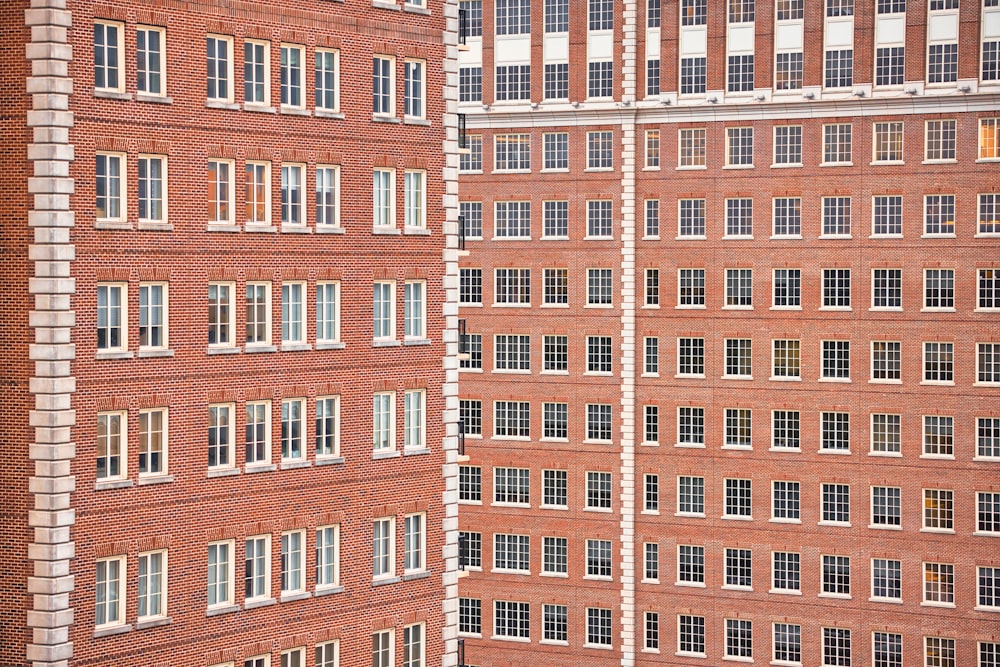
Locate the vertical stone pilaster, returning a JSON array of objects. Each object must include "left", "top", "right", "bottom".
[{"left": 24, "top": 1, "right": 76, "bottom": 666}]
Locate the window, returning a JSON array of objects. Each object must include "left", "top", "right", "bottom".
[
  {"left": 495, "top": 467, "right": 529, "bottom": 505},
  {"left": 459, "top": 400, "right": 482, "bottom": 439},
  {"left": 495, "top": 201, "right": 531, "bottom": 239},
  {"left": 679, "top": 268, "right": 705, "bottom": 306},
  {"left": 542, "top": 469, "right": 568, "bottom": 507},
  {"left": 925, "top": 121, "right": 957, "bottom": 163},
  {"left": 401, "top": 623, "right": 424, "bottom": 667},
  {"left": 404, "top": 60, "right": 424, "bottom": 119},
  {"left": 373, "top": 517, "right": 395, "bottom": 579},
  {"left": 279, "top": 44, "right": 304, "bottom": 108},
  {"left": 316, "top": 282, "right": 340, "bottom": 344},
  {"left": 923, "top": 415, "right": 954, "bottom": 456},
  {"left": 542, "top": 200, "right": 568, "bottom": 238},
  {"left": 458, "top": 66, "right": 482, "bottom": 103},
  {"left": 373, "top": 391, "right": 395, "bottom": 452},
  {"left": 373, "top": 55, "right": 395, "bottom": 115},
  {"left": 678, "top": 199, "right": 706, "bottom": 237},
  {"left": 543, "top": 133, "right": 568, "bottom": 170},
  {"left": 872, "top": 195, "right": 902, "bottom": 236},
  {"left": 925, "top": 637, "right": 956, "bottom": 667},
  {"left": 94, "top": 21, "right": 124, "bottom": 92},
  {"left": 281, "top": 282, "right": 305, "bottom": 344},
  {"left": 316, "top": 524, "right": 339, "bottom": 588},
  {"left": 372, "top": 630, "right": 393, "bottom": 667},
  {"left": 206, "top": 36, "right": 233, "bottom": 102},
  {"left": 978, "top": 491, "right": 1000, "bottom": 532},
  {"left": 541, "top": 604, "right": 567, "bottom": 643},
  {"left": 586, "top": 608, "right": 612, "bottom": 647},
  {"left": 495, "top": 268, "right": 530, "bottom": 304},
  {"left": 922, "top": 562, "right": 955, "bottom": 605},
  {"left": 587, "top": 131, "right": 613, "bottom": 169},
  {"left": 587, "top": 268, "right": 613, "bottom": 305},
  {"left": 773, "top": 269, "right": 801, "bottom": 307},
  {"left": 644, "top": 337, "right": 659, "bottom": 375},
  {"left": 137, "top": 154, "right": 166, "bottom": 222},
  {"left": 924, "top": 488, "right": 954, "bottom": 530},
  {"left": 459, "top": 201, "right": 482, "bottom": 240},
  {"left": 928, "top": 43, "right": 958, "bottom": 84},
  {"left": 821, "top": 341, "right": 851, "bottom": 381},
  {"left": 980, "top": 418, "right": 1000, "bottom": 459},
  {"left": 495, "top": 64, "right": 530, "bottom": 101},
  {"left": 725, "top": 478, "right": 752, "bottom": 517},
  {"left": 281, "top": 164, "right": 305, "bottom": 226},
  {"left": 980, "top": 566, "right": 1000, "bottom": 609},
  {"left": 986, "top": 37, "right": 1000, "bottom": 82},
  {"left": 772, "top": 551, "right": 801, "bottom": 592},
  {"left": 645, "top": 199, "right": 660, "bottom": 237},
  {"left": 459, "top": 597, "right": 482, "bottom": 634},
  {"left": 825, "top": 48, "right": 854, "bottom": 87},
  {"left": 872, "top": 557, "right": 902, "bottom": 600},
  {"left": 725, "top": 338, "right": 752, "bottom": 378},
  {"left": 776, "top": 51, "right": 803, "bottom": 90},
  {"left": 586, "top": 539, "right": 612, "bottom": 578},
  {"left": 821, "top": 411, "right": 850, "bottom": 450},
  {"left": 244, "top": 535, "right": 270, "bottom": 601},
  {"left": 726, "top": 127, "right": 753, "bottom": 166},
  {"left": 402, "top": 513, "right": 425, "bottom": 574},
  {"left": 678, "top": 614, "right": 706, "bottom": 656},
  {"left": 872, "top": 633, "right": 901, "bottom": 667},
  {"left": 876, "top": 46, "right": 905, "bottom": 86},
  {"left": 403, "top": 281, "right": 425, "bottom": 339},
  {"left": 644, "top": 612, "right": 659, "bottom": 651},
  {"left": 823, "top": 124, "right": 853, "bottom": 164},
  {"left": 316, "top": 165, "right": 339, "bottom": 227},
  {"left": 403, "top": 389, "right": 425, "bottom": 450},
  {"left": 677, "top": 544, "right": 705, "bottom": 584},
  {"left": 207, "top": 404, "right": 233, "bottom": 469},
  {"left": 680, "top": 57, "right": 707, "bottom": 94},
  {"left": 494, "top": 533, "right": 529, "bottom": 572},
  {"left": 137, "top": 550, "right": 165, "bottom": 619},
  {"left": 823, "top": 628, "right": 852, "bottom": 666},
  {"left": 494, "top": 401, "right": 530, "bottom": 437},
  {"left": 772, "top": 410, "right": 800, "bottom": 449},
  {"left": 644, "top": 405, "right": 659, "bottom": 444},
  {"left": 822, "top": 483, "right": 851, "bottom": 524},
  {"left": 642, "top": 473, "right": 659, "bottom": 511},
  {"left": 725, "top": 547, "right": 752, "bottom": 589},
  {"left": 923, "top": 341, "right": 954, "bottom": 382},
  {"left": 774, "top": 126, "right": 803, "bottom": 165},
  {"left": 774, "top": 623, "right": 802, "bottom": 664},
  {"left": 587, "top": 200, "right": 613, "bottom": 238},
  {"left": 873, "top": 122, "right": 904, "bottom": 162},
  {"left": 644, "top": 542, "right": 659, "bottom": 581},
  {"left": 587, "top": 61, "right": 613, "bottom": 98},
  {"left": 95, "top": 152, "right": 125, "bottom": 221},
  {"left": 725, "top": 199, "right": 753, "bottom": 237},
  {"left": 243, "top": 40, "right": 270, "bottom": 105},
  {"left": 589, "top": 0, "right": 614, "bottom": 29},
  {"left": 728, "top": 55, "right": 755, "bottom": 92},
  {"left": 678, "top": 475, "right": 705, "bottom": 514},
  {"left": 822, "top": 196, "right": 852, "bottom": 236},
  {"left": 586, "top": 404, "right": 613, "bottom": 441},
  {"left": 543, "top": 268, "right": 568, "bottom": 305},
  {"left": 542, "top": 400, "right": 567, "bottom": 440},
  {"left": 871, "top": 413, "right": 901, "bottom": 454},
  {"left": 981, "top": 642, "right": 1000, "bottom": 667},
  {"left": 280, "top": 398, "right": 305, "bottom": 462},
  {"left": 725, "top": 268, "right": 753, "bottom": 307},
  {"left": 679, "top": 128, "right": 706, "bottom": 167},
  {"left": 822, "top": 269, "right": 851, "bottom": 308},
  {"left": 919, "top": 269, "right": 954, "bottom": 311},
  {"left": 497, "top": 0, "right": 531, "bottom": 34},
  {"left": 207, "top": 541, "right": 233, "bottom": 608},
  {"left": 646, "top": 58, "right": 661, "bottom": 96},
  {"left": 494, "top": 600, "right": 530, "bottom": 639},
  {"left": 315, "top": 48, "right": 339, "bottom": 111},
  {"left": 982, "top": 119, "right": 1000, "bottom": 160},
  {"left": 281, "top": 649, "right": 305, "bottom": 667},
  {"left": 678, "top": 408, "right": 705, "bottom": 447},
  {"left": 542, "top": 536, "right": 567, "bottom": 574},
  {"left": 980, "top": 269, "right": 1000, "bottom": 310},
  {"left": 980, "top": 343, "right": 1000, "bottom": 384},
  {"left": 96, "top": 283, "right": 126, "bottom": 352},
  {"left": 587, "top": 336, "right": 612, "bottom": 373},
  {"left": 772, "top": 480, "right": 801, "bottom": 521},
  {"left": 872, "top": 486, "right": 901, "bottom": 528},
  {"left": 587, "top": 471, "right": 612, "bottom": 510},
  {"left": 725, "top": 619, "right": 753, "bottom": 659},
  {"left": 459, "top": 465, "right": 481, "bottom": 502},
  {"left": 543, "top": 335, "right": 567, "bottom": 372},
  {"left": 982, "top": 193, "right": 1000, "bottom": 236},
  {"left": 373, "top": 281, "right": 395, "bottom": 340},
  {"left": 138, "top": 408, "right": 166, "bottom": 476},
  {"left": 208, "top": 159, "right": 233, "bottom": 224},
  {"left": 459, "top": 135, "right": 482, "bottom": 172},
  {"left": 872, "top": 269, "right": 902, "bottom": 309},
  {"left": 95, "top": 556, "right": 124, "bottom": 627},
  {"left": 459, "top": 269, "right": 482, "bottom": 306},
  {"left": 682, "top": 0, "right": 707, "bottom": 24},
  {"left": 822, "top": 555, "right": 851, "bottom": 595},
  {"left": 245, "top": 161, "right": 270, "bottom": 226},
  {"left": 543, "top": 63, "right": 569, "bottom": 100},
  {"left": 729, "top": 0, "right": 755, "bottom": 21}
]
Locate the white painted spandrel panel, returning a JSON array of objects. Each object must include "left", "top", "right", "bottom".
[
  {"left": 928, "top": 14, "right": 958, "bottom": 41},
  {"left": 588, "top": 32, "right": 614, "bottom": 60},
  {"left": 825, "top": 18, "right": 854, "bottom": 48},
  {"left": 776, "top": 23, "right": 803, "bottom": 50},
  {"left": 544, "top": 34, "right": 569, "bottom": 61},
  {"left": 680, "top": 26, "right": 707, "bottom": 57},
  {"left": 646, "top": 28, "right": 660, "bottom": 58},
  {"left": 986, "top": 9, "right": 1000, "bottom": 39},
  {"left": 495, "top": 35, "right": 531, "bottom": 64},
  {"left": 728, "top": 24, "right": 755, "bottom": 53},
  {"left": 459, "top": 40, "right": 483, "bottom": 67},
  {"left": 876, "top": 16, "right": 905, "bottom": 45}
]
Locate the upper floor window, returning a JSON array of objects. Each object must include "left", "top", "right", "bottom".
[
  {"left": 373, "top": 55, "right": 395, "bottom": 115},
  {"left": 497, "top": 0, "right": 531, "bottom": 35},
  {"left": 544, "top": 0, "right": 569, "bottom": 32},
  {"left": 280, "top": 44, "right": 305, "bottom": 109},
  {"left": 404, "top": 60, "right": 425, "bottom": 119},
  {"left": 136, "top": 26, "right": 165, "bottom": 96},
  {"left": 206, "top": 35, "right": 233, "bottom": 103},
  {"left": 589, "top": 0, "right": 614, "bottom": 30},
  {"left": 729, "top": 0, "right": 755, "bottom": 22},
  {"left": 316, "top": 49, "right": 340, "bottom": 112},
  {"left": 94, "top": 21, "right": 124, "bottom": 93},
  {"left": 681, "top": 0, "right": 707, "bottom": 25}
]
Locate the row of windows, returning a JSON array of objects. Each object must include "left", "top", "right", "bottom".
[
  {"left": 94, "top": 390, "right": 427, "bottom": 484},
  {"left": 461, "top": 333, "right": 1000, "bottom": 386},
  {"left": 96, "top": 153, "right": 428, "bottom": 231},
  {"left": 461, "top": 119, "right": 1000, "bottom": 174},
  {"left": 94, "top": 21, "right": 431, "bottom": 121},
  {"left": 95, "top": 279, "right": 427, "bottom": 355},
  {"left": 457, "top": 598, "right": 613, "bottom": 647}
]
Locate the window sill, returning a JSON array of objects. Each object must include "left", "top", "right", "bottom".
[
  {"left": 818, "top": 593, "right": 851, "bottom": 600},
  {"left": 869, "top": 451, "right": 902, "bottom": 458},
  {"left": 817, "top": 449, "right": 851, "bottom": 455},
  {"left": 920, "top": 601, "right": 955, "bottom": 609},
  {"left": 372, "top": 227, "right": 401, "bottom": 235},
  {"left": 771, "top": 162, "right": 803, "bottom": 168},
  {"left": 245, "top": 224, "right": 276, "bottom": 233},
  {"left": 206, "top": 346, "right": 240, "bottom": 355},
  {"left": 137, "top": 349, "right": 174, "bottom": 358},
  {"left": 403, "top": 227, "right": 431, "bottom": 235},
  {"left": 868, "top": 523, "right": 902, "bottom": 530},
  {"left": 869, "top": 597, "right": 903, "bottom": 604},
  {"left": 135, "top": 616, "right": 172, "bottom": 629},
  {"left": 723, "top": 656, "right": 755, "bottom": 663},
  {"left": 94, "top": 89, "right": 131, "bottom": 101},
  {"left": 96, "top": 351, "right": 134, "bottom": 360},
  {"left": 137, "top": 474, "right": 174, "bottom": 486},
  {"left": 372, "top": 0, "right": 401, "bottom": 9},
  {"left": 315, "top": 109, "right": 345, "bottom": 120},
  {"left": 819, "top": 521, "right": 851, "bottom": 528},
  {"left": 245, "top": 345, "right": 277, "bottom": 353},
  {"left": 721, "top": 375, "right": 753, "bottom": 381},
  {"left": 722, "top": 164, "right": 754, "bottom": 170},
  {"left": 583, "top": 575, "right": 613, "bottom": 582},
  {"left": 403, "top": 338, "right": 431, "bottom": 347},
  {"left": 94, "top": 220, "right": 132, "bottom": 230},
  {"left": 403, "top": 4, "right": 431, "bottom": 14},
  {"left": 919, "top": 528, "right": 955, "bottom": 534},
  {"left": 280, "top": 590, "right": 312, "bottom": 603},
  {"left": 770, "top": 518, "right": 801, "bottom": 524},
  {"left": 372, "top": 340, "right": 401, "bottom": 348},
  {"left": 540, "top": 370, "right": 569, "bottom": 375},
  {"left": 818, "top": 234, "right": 852, "bottom": 240},
  {"left": 722, "top": 305, "right": 753, "bottom": 311},
  {"left": 404, "top": 117, "right": 431, "bottom": 126},
  {"left": 922, "top": 307, "right": 956, "bottom": 313},
  {"left": 280, "top": 106, "right": 311, "bottom": 116},
  {"left": 817, "top": 377, "right": 850, "bottom": 383},
  {"left": 205, "top": 100, "right": 239, "bottom": 111},
  {"left": 722, "top": 585, "right": 752, "bottom": 592},
  {"left": 721, "top": 515, "right": 753, "bottom": 521},
  {"left": 136, "top": 94, "right": 172, "bottom": 105},
  {"left": 769, "top": 588, "right": 802, "bottom": 596},
  {"left": 314, "top": 585, "right": 344, "bottom": 597},
  {"left": 819, "top": 306, "right": 852, "bottom": 312},
  {"left": 403, "top": 447, "right": 431, "bottom": 457},
  {"left": 922, "top": 233, "right": 956, "bottom": 239},
  {"left": 206, "top": 604, "right": 239, "bottom": 617},
  {"left": 871, "top": 160, "right": 904, "bottom": 166},
  {"left": 206, "top": 224, "right": 240, "bottom": 232},
  {"left": 582, "top": 643, "right": 613, "bottom": 651},
  {"left": 584, "top": 507, "right": 613, "bottom": 513},
  {"left": 675, "top": 512, "right": 706, "bottom": 519},
  {"left": 920, "top": 454, "right": 955, "bottom": 461},
  {"left": 373, "top": 450, "right": 400, "bottom": 460},
  {"left": 675, "top": 165, "right": 707, "bottom": 171},
  {"left": 491, "top": 635, "right": 530, "bottom": 643},
  {"left": 768, "top": 446, "right": 801, "bottom": 453},
  {"left": 281, "top": 225, "right": 312, "bottom": 234},
  {"left": 137, "top": 221, "right": 173, "bottom": 231},
  {"left": 675, "top": 235, "right": 706, "bottom": 241},
  {"left": 540, "top": 572, "right": 569, "bottom": 578},
  {"left": 820, "top": 162, "right": 853, "bottom": 167},
  {"left": 920, "top": 381, "right": 955, "bottom": 387},
  {"left": 769, "top": 376, "right": 801, "bottom": 382},
  {"left": 372, "top": 114, "right": 401, "bottom": 123},
  {"left": 280, "top": 459, "right": 311, "bottom": 470},
  {"left": 243, "top": 103, "right": 276, "bottom": 113},
  {"left": 673, "top": 580, "right": 705, "bottom": 589},
  {"left": 281, "top": 343, "right": 312, "bottom": 352},
  {"left": 315, "top": 342, "right": 346, "bottom": 350},
  {"left": 540, "top": 639, "right": 569, "bottom": 646},
  {"left": 246, "top": 463, "right": 276, "bottom": 473},
  {"left": 868, "top": 379, "right": 901, "bottom": 385},
  {"left": 721, "top": 444, "right": 752, "bottom": 451},
  {"left": 539, "top": 504, "right": 568, "bottom": 511},
  {"left": 207, "top": 467, "right": 240, "bottom": 478},
  {"left": 582, "top": 440, "right": 613, "bottom": 445},
  {"left": 315, "top": 456, "right": 345, "bottom": 466},
  {"left": 373, "top": 576, "right": 401, "bottom": 587},
  {"left": 492, "top": 303, "right": 531, "bottom": 308},
  {"left": 95, "top": 479, "right": 133, "bottom": 491},
  {"left": 93, "top": 623, "right": 132, "bottom": 638},
  {"left": 640, "top": 441, "right": 659, "bottom": 447},
  {"left": 244, "top": 597, "right": 276, "bottom": 610},
  {"left": 540, "top": 303, "right": 569, "bottom": 309},
  {"left": 676, "top": 652, "right": 707, "bottom": 660},
  {"left": 674, "top": 443, "right": 706, "bottom": 449},
  {"left": 403, "top": 570, "right": 431, "bottom": 581}
]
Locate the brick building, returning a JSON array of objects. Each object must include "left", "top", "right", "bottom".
[
  {"left": 456, "top": 1, "right": 1000, "bottom": 666},
  {"left": 2, "top": 1, "right": 461, "bottom": 666}
]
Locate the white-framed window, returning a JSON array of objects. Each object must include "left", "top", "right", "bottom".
[
  {"left": 403, "top": 513, "right": 425, "bottom": 573},
  {"left": 871, "top": 341, "right": 901, "bottom": 382},
  {"left": 772, "top": 410, "right": 800, "bottom": 449},
  {"left": 243, "top": 39, "right": 270, "bottom": 105},
  {"left": 981, "top": 193, "right": 1000, "bottom": 236},
  {"left": 281, "top": 163, "right": 305, "bottom": 226},
  {"left": 677, "top": 337, "right": 705, "bottom": 377},
  {"left": 979, "top": 566, "right": 1000, "bottom": 609},
  {"left": 822, "top": 268, "right": 852, "bottom": 308},
  {"left": 678, "top": 268, "right": 706, "bottom": 306},
  {"left": 315, "top": 48, "right": 340, "bottom": 112},
  {"left": 821, "top": 483, "right": 851, "bottom": 525},
  {"left": 773, "top": 623, "right": 801, "bottom": 664},
  {"left": 873, "top": 121, "right": 904, "bottom": 163},
  {"left": 773, "top": 125, "right": 802, "bottom": 166},
  {"left": 280, "top": 530, "right": 305, "bottom": 594},
  {"left": 280, "top": 648, "right": 305, "bottom": 667},
  {"left": 923, "top": 561, "right": 955, "bottom": 605},
  {"left": 981, "top": 119, "right": 1000, "bottom": 160},
  {"left": 459, "top": 268, "right": 482, "bottom": 306},
  {"left": 94, "top": 21, "right": 125, "bottom": 92},
  {"left": 494, "top": 599, "right": 530, "bottom": 639},
  {"left": 404, "top": 59, "right": 425, "bottom": 119},
  {"left": 586, "top": 470, "right": 612, "bottom": 510},
  {"left": 459, "top": 201, "right": 483, "bottom": 239},
  {"left": 137, "top": 549, "right": 166, "bottom": 619},
  {"left": 923, "top": 488, "right": 954, "bottom": 531},
  {"left": 724, "top": 478, "right": 752, "bottom": 518},
  {"left": 494, "top": 134, "right": 530, "bottom": 171},
  {"left": 725, "top": 547, "right": 752, "bottom": 589},
  {"left": 459, "top": 596, "right": 482, "bottom": 635},
  {"left": 587, "top": 268, "right": 613, "bottom": 305},
  {"left": 678, "top": 128, "right": 706, "bottom": 167},
  {"left": 373, "top": 168, "right": 395, "bottom": 228},
  {"left": 823, "top": 123, "right": 853, "bottom": 164},
  {"left": 821, "top": 340, "right": 851, "bottom": 381},
  {"left": 725, "top": 268, "right": 753, "bottom": 307},
  {"left": 206, "top": 35, "right": 234, "bottom": 103},
  {"left": 244, "top": 161, "right": 270, "bottom": 226},
  {"left": 587, "top": 131, "right": 613, "bottom": 169},
  {"left": 542, "top": 469, "right": 568, "bottom": 508},
  {"left": 403, "top": 170, "right": 425, "bottom": 230},
  {"left": 979, "top": 268, "right": 1000, "bottom": 310},
  {"left": 281, "top": 281, "right": 306, "bottom": 345},
  {"left": 403, "top": 389, "right": 425, "bottom": 450},
  {"left": 458, "top": 465, "right": 482, "bottom": 503},
  {"left": 544, "top": 0, "right": 568, "bottom": 33},
  {"left": 643, "top": 405, "right": 659, "bottom": 444},
  {"left": 245, "top": 400, "right": 271, "bottom": 467},
  {"left": 315, "top": 395, "right": 340, "bottom": 458},
  {"left": 459, "top": 65, "right": 482, "bottom": 102},
  {"left": 494, "top": 533, "right": 529, "bottom": 572},
  {"left": 825, "top": 47, "right": 854, "bottom": 87},
  {"left": 725, "top": 199, "right": 753, "bottom": 237},
  {"left": 497, "top": 0, "right": 531, "bottom": 33},
  {"left": 872, "top": 195, "right": 903, "bottom": 236},
  {"left": 924, "top": 636, "right": 956, "bottom": 667},
  {"left": 978, "top": 641, "right": 1000, "bottom": 667},
  {"left": 773, "top": 268, "right": 801, "bottom": 308},
  {"left": 207, "top": 540, "right": 234, "bottom": 608},
  {"left": 542, "top": 200, "right": 568, "bottom": 238},
  {"left": 494, "top": 401, "right": 530, "bottom": 438},
  {"left": 315, "top": 524, "right": 340, "bottom": 589},
  {"left": 244, "top": 534, "right": 271, "bottom": 602},
  {"left": 924, "top": 268, "right": 955, "bottom": 310},
  {"left": 316, "top": 281, "right": 340, "bottom": 344},
  {"left": 373, "top": 391, "right": 396, "bottom": 452},
  {"left": 495, "top": 64, "right": 531, "bottom": 101},
  {"left": 871, "top": 557, "right": 902, "bottom": 600},
  {"left": 96, "top": 410, "right": 125, "bottom": 481},
  {"left": 872, "top": 268, "right": 902, "bottom": 309},
  {"left": 373, "top": 517, "right": 396, "bottom": 579},
  {"left": 207, "top": 403, "right": 234, "bottom": 469},
  {"left": 543, "top": 268, "right": 568, "bottom": 306},
  {"left": 643, "top": 542, "right": 659, "bottom": 582},
  {"left": 495, "top": 467, "right": 529, "bottom": 505},
  {"left": 726, "top": 127, "right": 754, "bottom": 166},
  {"left": 820, "top": 411, "right": 850, "bottom": 451},
  {"left": 587, "top": 199, "right": 613, "bottom": 238},
  {"left": 772, "top": 551, "right": 801, "bottom": 593},
  {"left": 95, "top": 555, "right": 125, "bottom": 627},
  {"left": 980, "top": 418, "right": 1000, "bottom": 460},
  {"left": 279, "top": 44, "right": 304, "bottom": 109},
  {"left": 678, "top": 198, "right": 706, "bottom": 237},
  {"left": 727, "top": 54, "right": 755, "bottom": 92},
  {"left": 138, "top": 407, "right": 167, "bottom": 476},
  {"left": 821, "top": 554, "right": 851, "bottom": 596},
  {"left": 678, "top": 544, "right": 705, "bottom": 584},
  {"left": 724, "top": 408, "right": 752, "bottom": 447},
  {"left": 137, "top": 154, "right": 166, "bottom": 222},
  {"left": 822, "top": 196, "right": 852, "bottom": 236},
  {"left": 542, "top": 334, "right": 567, "bottom": 373},
  {"left": 373, "top": 281, "right": 395, "bottom": 340},
  {"left": 724, "top": 338, "right": 753, "bottom": 378},
  {"left": 542, "top": 133, "right": 568, "bottom": 171},
  {"left": 315, "top": 165, "right": 339, "bottom": 227},
  {"left": 281, "top": 398, "right": 305, "bottom": 462},
  {"left": 585, "top": 607, "right": 612, "bottom": 647},
  {"left": 725, "top": 618, "right": 753, "bottom": 660},
  {"left": 823, "top": 628, "right": 852, "bottom": 666},
  {"left": 924, "top": 194, "right": 956, "bottom": 236},
  {"left": 678, "top": 614, "right": 706, "bottom": 656},
  {"left": 772, "top": 480, "right": 800, "bottom": 521},
  {"left": 244, "top": 281, "right": 271, "bottom": 346},
  {"left": 678, "top": 408, "right": 706, "bottom": 448},
  {"left": 644, "top": 336, "right": 659, "bottom": 376},
  {"left": 372, "top": 629, "right": 394, "bottom": 667},
  {"left": 460, "top": 400, "right": 482, "bottom": 439},
  {"left": 586, "top": 335, "right": 612, "bottom": 374},
  {"left": 208, "top": 159, "right": 234, "bottom": 224},
  {"left": 680, "top": 56, "right": 707, "bottom": 94},
  {"left": 403, "top": 622, "right": 424, "bottom": 667},
  {"left": 373, "top": 55, "right": 395, "bottom": 115},
  {"left": 678, "top": 475, "right": 705, "bottom": 514},
  {"left": 871, "top": 413, "right": 902, "bottom": 455},
  {"left": 543, "top": 62, "right": 569, "bottom": 100},
  {"left": 585, "top": 538, "right": 612, "bottom": 579},
  {"left": 97, "top": 283, "right": 127, "bottom": 351},
  {"left": 495, "top": 268, "right": 530, "bottom": 305},
  {"left": 586, "top": 403, "right": 613, "bottom": 442},
  {"left": 770, "top": 198, "right": 802, "bottom": 238},
  {"left": 979, "top": 342, "right": 1000, "bottom": 384},
  {"left": 923, "top": 415, "right": 954, "bottom": 457},
  {"left": 923, "top": 341, "right": 954, "bottom": 383},
  {"left": 871, "top": 485, "right": 901, "bottom": 529},
  {"left": 96, "top": 152, "right": 125, "bottom": 221}
]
